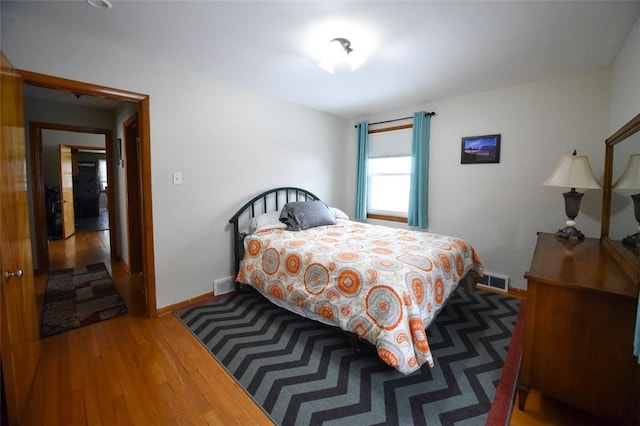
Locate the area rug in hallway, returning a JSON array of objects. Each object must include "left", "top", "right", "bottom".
[
  {"left": 177, "top": 283, "right": 521, "bottom": 425},
  {"left": 40, "top": 263, "right": 127, "bottom": 338}
]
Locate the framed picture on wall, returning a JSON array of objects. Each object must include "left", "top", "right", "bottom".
[{"left": 461, "top": 134, "right": 501, "bottom": 164}]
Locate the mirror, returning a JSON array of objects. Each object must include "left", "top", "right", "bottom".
[{"left": 601, "top": 112, "right": 640, "bottom": 285}]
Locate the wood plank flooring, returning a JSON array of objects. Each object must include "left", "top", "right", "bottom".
[
  {"left": 24, "top": 231, "right": 272, "bottom": 426},
  {"left": 20, "top": 230, "right": 600, "bottom": 425}
]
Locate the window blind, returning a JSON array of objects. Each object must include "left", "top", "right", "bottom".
[{"left": 368, "top": 128, "right": 412, "bottom": 158}]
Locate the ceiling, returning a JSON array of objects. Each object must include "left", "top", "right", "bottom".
[{"left": 8, "top": 1, "right": 640, "bottom": 119}]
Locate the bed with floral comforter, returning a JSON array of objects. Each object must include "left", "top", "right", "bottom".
[{"left": 235, "top": 217, "right": 483, "bottom": 375}]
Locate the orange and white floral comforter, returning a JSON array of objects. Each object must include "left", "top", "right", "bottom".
[{"left": 236, "top": 220, "right": 483, "bottom": 375}]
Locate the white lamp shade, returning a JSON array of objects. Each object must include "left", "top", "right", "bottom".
[
  {"left": 542, "top": 154, "right": 601, "bottom": 189},
  {"left": 613, "top": 154, "right": 640, "bottom": 190}
]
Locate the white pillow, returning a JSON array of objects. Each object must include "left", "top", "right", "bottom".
[
  {"left": 329, "top": 207, "right": 349, "bottom": 220},
  {"left": 249, "top": 211, "right": 286, "bottom": 233}
]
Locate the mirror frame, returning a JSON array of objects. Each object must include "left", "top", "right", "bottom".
[{"left": 601, "top": 112, "right": 640, "bottom": 285}]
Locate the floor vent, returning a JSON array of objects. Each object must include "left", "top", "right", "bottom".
[
  {"left": 476, "top": 271, "right": 509, "bottom": 292},
  {"left": 213, "top": 276, "right": 236, "bottom": 295}
]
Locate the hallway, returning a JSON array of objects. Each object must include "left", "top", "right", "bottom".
[{"left": 36, "top": 231, "right": 144, "bottom": 319}]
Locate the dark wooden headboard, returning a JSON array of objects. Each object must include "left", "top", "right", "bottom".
[{"left": 228, "top": 187, "right": 321, "bottom": 277}]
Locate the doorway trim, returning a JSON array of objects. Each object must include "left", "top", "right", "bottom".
[
  {"left": 20, "top": 69, "right": 157, "bottom": 318},
  {"left": 30, "top": 123, "right": 114, "bottom": 273},
  {"left": 123, "top": 113, "right": 144, "bottom": 274}
]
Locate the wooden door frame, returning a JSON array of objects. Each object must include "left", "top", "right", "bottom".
[
  {"left": 123, "top": 113, "right": 144, "bottom": 274},
  {"left": 29, "top": 123, "right": 114, "bottom": 271},
  {"left": 19, "top": 70, "right": 157, "bottom": 318},
  {"left": 58, "top": 143, "right": 77, "bottom": 239}
]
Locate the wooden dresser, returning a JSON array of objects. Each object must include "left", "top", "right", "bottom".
[{"left": 518, "top": 232, "right": 640, "bottom": 424}]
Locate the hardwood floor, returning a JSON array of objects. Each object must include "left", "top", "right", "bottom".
[
  {"left": 510, "top": 391, "right": 612, "bottom": 426},
  {"left": 24, "top": 231, "right": 272, "bottom": 426},
  {"left": 20, "top": 231, "right": 601, "bottom": 425}
]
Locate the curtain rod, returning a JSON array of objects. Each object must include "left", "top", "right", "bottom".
[{"left": 354, "top": 111, "right": 436, "bottom": 128}]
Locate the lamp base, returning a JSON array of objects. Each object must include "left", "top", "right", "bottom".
[
  {"left": 554, "top": 191, "right": 585, "bottom": 241},
  {"left": 555, "top": 225, "right": 585, "bottom": 241},
  {"left": 622, "top": 232, "right": 640, "bottom": 247}
]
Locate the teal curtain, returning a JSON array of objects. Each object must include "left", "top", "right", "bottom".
[
  {"left": 407, "top": 112, "right": 431, "bottom": 228},
  {"left": 354, "top": 121, "right": 369, "bottom": 220}
]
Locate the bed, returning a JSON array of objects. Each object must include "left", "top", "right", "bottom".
[{"left": 229, "top": 187, "right": 483, "bottom": 375}]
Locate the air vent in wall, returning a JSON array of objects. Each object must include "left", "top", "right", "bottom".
[{"left": 476, "top": 271, "right": 509, "bottom": 292}]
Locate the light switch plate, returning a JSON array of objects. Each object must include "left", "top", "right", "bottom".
[{"left": 172, "top": 171, "right": 182, "bottom": 185}]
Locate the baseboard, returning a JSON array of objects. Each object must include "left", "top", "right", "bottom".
[
  {"left": 476, "top": 284, "right": 527, "bottom": 299},
  {"left": 116, "top": 255, "right": 131, "bottom": 274},
  {"left": 508, "top": 286, "right": 527, "bottom": 299},
  {"left": 157, "top": 291, "right": 219, "bottom": 316},
  {"left": 159, "top": 285, "right": 526, "bottom": 316}
]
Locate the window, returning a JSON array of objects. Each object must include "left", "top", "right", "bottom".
[
  {"left": 98, "top": 159, "right": 108, "bottom": 191},
  {"left": 367, "top": 127, "right": 412, "bottom": 222},
  {"left": 368, "top": 156, "right": 411, "bottom": 217}
]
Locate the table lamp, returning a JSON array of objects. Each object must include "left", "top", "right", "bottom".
[
  {"left": 613, "top": 153, "right": 640, "bottom": 247},
  {"left": 543, "top": 150, "right": 601, "bottom": 240}
]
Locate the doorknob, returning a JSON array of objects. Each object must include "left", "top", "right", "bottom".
[{"left": 4, "top": 269, "right": 24, "bottom": 281}]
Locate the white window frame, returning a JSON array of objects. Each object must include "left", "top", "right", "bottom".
[
  {"left": 367, "top": 156, "right": 411, "bottom": 218},
  {"left": 366, "top": 125, "right": 413, "bottom": 222}
]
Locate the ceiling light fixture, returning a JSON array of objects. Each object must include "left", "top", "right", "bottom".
[
  {"left": 319, "top": 37, "right": 366, "bottom": 73},
  {"left": 86, "top": 0, "right": 112, "bottom": 10}
]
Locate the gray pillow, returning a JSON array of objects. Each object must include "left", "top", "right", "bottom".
[{"left": 279, "top": 201, "right": 336, "bottom": 231}]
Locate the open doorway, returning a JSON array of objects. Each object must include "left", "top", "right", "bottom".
[
  {"left": 29, "top": 123, "right": 114, "bottom": 272},
  {"left": 74, "top": 149, "right": 109, "bottom": 234},
  {"left": 20, "top": 70, "right": 158, "bottom": 317},
  {"left": 52, "top": 145, "right": 111, "bottom": 270},
  {"left": 42, "top": 133, "right": 109, "bottom": 240}
]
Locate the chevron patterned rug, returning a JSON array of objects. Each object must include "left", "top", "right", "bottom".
[{"left": 177, "top": 283, "right": 520, "bottom": 425}]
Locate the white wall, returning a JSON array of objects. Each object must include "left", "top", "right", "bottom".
[
  {"left": 349, "top": 16, "right": 640, "bottom": 290},
  {"left": 348, "top": 69, "right": 611, "bottom": 289},
  {"left": 610, "top": 15, "right": 640, "bottom": 132},
  {"left": 2, "top": 14, "right": 348, "bottom": 309},
  {"left": 8, "top": 7, "right": 637, "bottom": 302}
]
